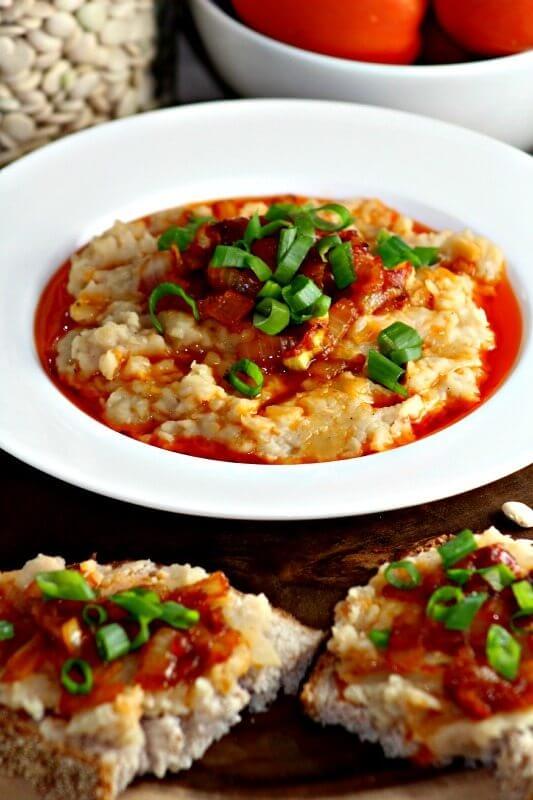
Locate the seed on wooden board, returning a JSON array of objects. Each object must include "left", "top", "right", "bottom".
[{"left": 501, "top": 501, "right": 533, "bottom": 528}]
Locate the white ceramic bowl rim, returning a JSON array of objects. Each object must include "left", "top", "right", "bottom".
[
  {"left": 0, "top": 99, "right": 531, "bottom": 520},
  {"left": 200, "top": 0, "right": 533, "bottom": 77}
]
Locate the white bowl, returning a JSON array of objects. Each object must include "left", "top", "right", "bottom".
[
  {"left": 0, "top": 99, "right": 532, "bottom": 519},
  {"left": 190, "top": 0, "right": 533, "bottom": 150}
]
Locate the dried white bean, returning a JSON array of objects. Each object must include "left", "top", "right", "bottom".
[
  {"left": 76, "top": 1, "right": 107, "bottom": 33},
  {"left": 502, "top": 501, "right": 533, "bottom": 528},
  {"left": 3, "top": 111, "right": 36, "bottom": 142},
  {"left": 1, "top": 0, "right": 158, "bottom": 164},
  {"left": 45, "top": 12, "right": 78, "bottom": 39}
]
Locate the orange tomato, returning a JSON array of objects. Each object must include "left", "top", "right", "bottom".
[
  {"left": 434, "top": 0, "right": 533, "bottom": 55},
  {"left": 231, "top": 0, "right": 429, "bottom": 65}
]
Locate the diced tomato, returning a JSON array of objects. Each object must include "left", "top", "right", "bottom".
[
  {"left": 206, "top": 266, "right": 261, "bottom": 296},
  {"left": 198, "top": 290, "right": 254, "bottom": 327}
]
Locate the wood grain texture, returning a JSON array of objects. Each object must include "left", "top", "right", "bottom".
[{"left": 0, "top": 450, "right": 531, "bottom": 799}]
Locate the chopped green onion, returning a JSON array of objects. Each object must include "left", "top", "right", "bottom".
[
  {"left": 446, "top": 568, "right": 474, "bottom": 586},
  {"left": 210, "top": 245, "right": 272, "bottom": 282},
  {"left": 95, "top": 623, "right": 130, "bottom": 662},
  {"left": 368, "top": 629, "right": 391, "bottom": 650},
  {"left": 0, "top": 621, "right": 14, "bottom": 641},
  {"left": 226, "top": 358, "right": 264, "bottom": 398},
  {"left": 438, "top": 529, "right": 477, "bottom": 569},
  {"left": 384, "top": 560, "right": 421, "bottom": 590},
  {"left": 149, "top": 282, "right": 199, "bottom": 334},
  {"left": 82, "top": 604, "right": 108, "bottom": 628},
  {"left": 242, "top": 213, "right": 291, "bottom": 249},
  {"left": 376, "top": 230, "right": 439, "bottom": 269},
  {"left": 413, "top": 246, "right": 440, "bottom": 265},
  {"left": 479, "top": 564, "right": 516, "bottom": 592},
  {"left": 158, "top": 216, "right": 212, "bottom": 252},
  {"left": 129, "top": 617, "right": 152, "bottom": 651},
  {"left": 126, "top": 587, "right": 160, "bottom": 604},
  {"left": 427, "top": 586, "right": 464, "bottom": 622},
  {"left": 328, "top": 242, "right": 356, "bottom": 289},
  {"left": 35, "top": 570, "right": 96, "bottom": 602},
  {"left": 317, "top": 234, "right": 342, "bottom": 261},
  {"left": 367, "top": 350, "right": 408, "bottom": 397},
  {"left": 378, "top": 322, "right": 422, "bottom": 357},
  {"left": 60, "top": 658, "right": 93, "bottom": 695},
  {"left": 293, "top": 212, "right": 316, "bottom": 238},
  {"left": 512, "top": 580, "right": 533, "bottom": 612},
  {"left": 253, "top": 298, "right": 291, "bottom": 335},
  {"left": 308, "top": 294, "right": 331, "bottom": 318},
  {"left": 486, "top": 624, "right": 521, "bottom": 681},
  {"left": 257, "top": 279, "right": 282, "bottom": 299},
  {"left": 111, "top": 591, "right": 162, "bottom": 622},
  {"left": 273, "top": 228, "right": 315, "bottom": 285},
  {"left": 510, "top": 610, "right": 532, "bottom": 636},
  {"left": 160, "top": 601, "right": 200, "bottom": 629},
  {"left": 309, "top": 203, "right": 353, "bottom": 232},
  {"left": 264, "top": 202, "right": 304, "bottom": 222},
  {"left": 388, "top": 346, "right": 422, "bottom": 365},
  {"left": 444, "top": 591, "right": 487, "bottom": 631},
  {"left": 282, "top": 275, "right": 323, "bottom": 314}
]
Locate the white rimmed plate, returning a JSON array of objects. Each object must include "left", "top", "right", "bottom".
[{"left": 0, "top": 100, "right": 531, "bottom": 519}]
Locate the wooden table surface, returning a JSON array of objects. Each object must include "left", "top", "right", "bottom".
[{"left": 1, "top": 8, "right": 532, "bottom": 799}]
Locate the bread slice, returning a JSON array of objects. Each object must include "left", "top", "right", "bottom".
[
  {"left": 302, "top": 528, "right": 533, "bottom": 800},
  {"left": 0, "top": 555, "right": 322, "bottom": 800}
]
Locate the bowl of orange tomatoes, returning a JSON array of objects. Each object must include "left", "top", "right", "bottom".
[{"left": 190, "top": 0, "right": 533, "bottom": 149}]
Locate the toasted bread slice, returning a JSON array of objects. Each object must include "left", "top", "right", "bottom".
[
  {"left": 0, "top": 555, "right": 322, "bottom": 800},
  {"left": 302, "top": 528, "right": 533, "bottom": 800}
]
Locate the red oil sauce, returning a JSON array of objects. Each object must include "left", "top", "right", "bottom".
[
  {"left": 412, "top": 275, "right": 522, "bottom": 442},
  {"left": 34, "top": 207, "right": 523, "bottom": 464}
]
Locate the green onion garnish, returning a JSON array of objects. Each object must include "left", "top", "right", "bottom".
[
  {"left": 426, "top": 586, "right": 464, "bottom": 622},
  {"left": 160, "top": 601, "right": 200, "bottom": 629},
  {"left": 479, "top": 564, "right": 516, "bottom": 592},
  {"left": 309, "top": 203, "right": 353, "bottom": 232},
  {"left": 446, "top": 568, "right": 474, "bottom": 586},
  {"left": 149, "top": 282, "right": 199, "bottom": 334},
  {"left": 95, "top": 623, "right": 130, "bottom": 662},
  {"left": 384, "top": 560, "right": 421, "bottom": 590},
  {"left": 241, "top": 213, "right": 291, "bottom": 250},
  {"left": 377, "top": 322, "right": 423, "bottom": 366},
  {"left": 290, "top": 293, "right": 332, "bottom": 324},
  {"left": 227, "top": 359, "right": 264, "bottom": 398},
  {"left": 376, "top": 230, "right": 439, "bottom": 270},
  {"left": 210, "top": 245, "right": 272, "bottom": 282},
  {"left": 328, "top": 242, "right": 356, "bottom": 289},
  {"left": 253, "top": 298, "right": 291, "bottom": 335},
  {"left": 158, "top": 216, "right": 213, "bottom": 252},
  {"left": 60, "top": 658, "right": 93, "bottom": 695},
  {"left": 82, "top": 604, "right": 108, "bottom": 628},
  {"left": 368, "top": 629, "right": 391, "bottom": 650},
  {"left": 35, "top": 570, "right": 96, "bottom": 602},
  {"left": 367, "top": 350, "right": 408, "bottom": 397},
  {"left": 282, "top": 275, "right": 323, "bottom": 314},
  {"left": 257, "top": 279, "right": 283, "bottom": 299},
  {"left": 317, "top": 234, "right": 342, "bottom": 261},
  {"left": 264, "top": 203, "right": 304, "bottom": 222},
  {"left": 512, "top": 580, "right": 533, "bottom": 612},
  {"left": 129, "top": 617, "right": 152, "bottom": 651},
  {"left": 486, "top": 624, "right": 521, "bottom": 681},
  {"left": 273, "top": 228, "right": 315, "bottom": 285},
  {"left": 444, "top": 591, "right": 487, "bottom": 630},
  {"left": 111, "top": 590, "right": 162, "bottom": 622},
  {"left": 0, "top": 621, "right": 14, "bottom": 641},
  {"left": 438, "top": 529, "right": 477, "bottom": 569}
]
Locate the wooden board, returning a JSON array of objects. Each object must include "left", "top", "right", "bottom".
[{"left": 1, "top": 450, "right": 531, "bottom": 799}]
